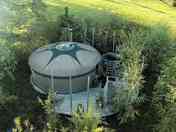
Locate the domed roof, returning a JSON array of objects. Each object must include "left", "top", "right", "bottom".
[{"left": 29, "top": 42, "right": 101, "bottom": 77}]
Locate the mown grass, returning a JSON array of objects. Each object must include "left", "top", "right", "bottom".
[{"left": 45, "top": 0, "right": 176, "bottom": 37}]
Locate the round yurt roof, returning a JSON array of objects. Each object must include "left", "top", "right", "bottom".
[{"left": 29, "top": 42, "right": 101, "bottom": 78}]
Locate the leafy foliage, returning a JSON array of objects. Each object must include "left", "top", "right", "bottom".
[
  {"left": 0, "top": 39, "right": 16, "bottom": 78},
  {"left": 113, "top": 30, "right": 145, "bottom": 123},
  {"left": 71, "top": 103, "right": 102, "bottom": 132},
  {"left": 153, "top": 53, "right": 176, "bottom": 132},
  {"left": 143, "top": 25, "right": 172, "bottom": 67},
  {"left": 40, "top": 87, "right": 60, "bottom": 132},
  {"left": 0, "top": 39, "right": 16, "bottom": 94},
  {"left": 141, "top": 25, "right": 172, "bottom": 110},
  {"left": 0, "top": 95, "right": 18, "bottom": 130},
  {"left": 12, "top": 116, "right": 36, "bottom": 132},
  {"left": 13, "top": 116, "right": 23, "bottom": 132}
]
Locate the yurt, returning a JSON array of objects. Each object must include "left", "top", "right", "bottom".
[{"left": 29, "top": 42, "right": 102, "bottom": 94}]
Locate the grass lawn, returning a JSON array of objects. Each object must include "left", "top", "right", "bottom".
[{"left": 45, "top": 0, "right": 176, "bottom": 36}]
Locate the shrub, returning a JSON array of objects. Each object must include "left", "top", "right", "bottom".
[
  {"left": 71, "top": 102, "right": 102, "bottom": 132},
  {"left": 143, "top": 25, "right": 172, "bottom": 67},
  {"left": 129, "top": 25, "right": 174, "bottom": 132},
  {"left": 141, "top": 25, "right": 172, "bottom": 109},
  {"left": 39, "top": 87, "right": 60, "bottom": 132},
  {"left": 153, "top": 53, "right": 176, "bottom": 132},
  {"left": 142, "top": 25, "right": 173, "bottom": 104},
  {"left": 137, "top": 25, "right": 176, "bottom": 132},
  {"left": 0, "top": 95, "right": 18, "bottom": 130},
  {"left": 113, "top": 29, "right": 145, "bottom": 123},
  {"left": 0, "top": 39, "right": 17, "bottom": 94},
  {"left": 0, "top": 39, "right": 16, "bottom": 79}
]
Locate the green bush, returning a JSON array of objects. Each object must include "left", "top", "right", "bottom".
[
  {"left": 0, "top": 39, "right": 17, "bottom": 94},
  {"left": 142, "top": 25, "right": 172, "bottom": 99},
  {"left": 71, "top": 103, "right": 102, "bottom": 132},
  {"left": 143, "top": 25, "right": 172, "bottom": 66},
  {"left": 153, "top": 53, "right": 176, "bottom": 132},
  {"left": 0, "top": 95, "right": 18, "bottom": 130},
  {"left": 133, "top": 24, "right": 176, "bottom": 132},
  {"left": 112, "top": 25, "right": 173, "bottom": 131},
  {"left": 136, "top": 25, "right": 174, "bottom": 131},
  {"left": 0, "top": 39, "right": 16, "bottom": 79},
  {"left": 40, "top": 87, "right": 60, "bottom": 132},
  {"left": 113, "top": 29, "right": 145, "bottom": 123}
]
